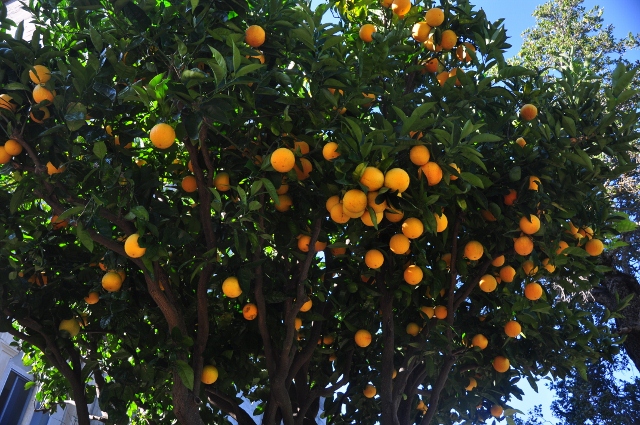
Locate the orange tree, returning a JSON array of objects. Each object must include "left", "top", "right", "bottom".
[{"left": 0, "top": 0, "right": 638, "bottom": 424}]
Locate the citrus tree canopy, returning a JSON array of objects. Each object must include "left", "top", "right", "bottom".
[{"left": 0, "top": 0, "right": 637, "bottom": 424}]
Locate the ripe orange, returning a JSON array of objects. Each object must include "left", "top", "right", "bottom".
[
  {"left": 434, "top": 213, "right": 448, "bottom": 232},
  {"left": 411, "top": 22, "right": 431, "bottom": 42},
  {"left": 47, "top": 161, "right": 65, "bottom": 175},
  {"left": 420, "top": 306, "right": 435, "bottom": 319},
  {"left": 201, "top": 365, "right": 219, "bottom": 384},
  {"left": 421, "top": 162, "right": 443, "bottom": 186},
  {"left": 322, "top": 142, "right": 340, "bottom": 160},
  {"left": 84, "top": 292, "right": 100, "bottom": 304},
  {"left": 292, "top": 140, "right": 309, "bottom": 155},
  {"left": 504, "top": 320, "right": 521, "bottom": 337},
  {"left": 33, "top": 85, "right": 54, "bottom": 103},
  {"left": 490, "top": 405, "right": 503, "bottom": 417},
  {"left": 448, "top": 163, "right": 460, "bottom": 180},
  {"left": 381, "top": 0, "right": 393, "bottom": 6},
  {"left": 213, "top": 172, "right": 230, "bottom": 191},
  {"left": 524, "top": 282, "right": 543, "bottom": 300},
  {"left": 294, "top": 157, "right": 313, "bottom": 180},
  {"left": 222, "top": 276, "right": 242, "bottom": 298},
  {"left": 300, "top": 299, "right": 313, "bottom": 312},
  {"left": 478, "top": 274, "right": 497, "bottom": 292},
  {"left": 514, "top": 235, "right": 534, "bottom": 256},
  {"left": 360, "top": 167, "right": 385, "bottom": 191},
  {"left": 481, "top": 210, "right": 497, "bottom": 221},
  {"left": 355, "top": 329, "right": 372, "bottom": 347},
  {"left": 181, "top": 175, "right": 197, "bottom": 192},
  {"left": 274, "top": 194, "right": 293, "bottom": 212},
  {"left": 471, "top": 334, "right": 488, "bottom": 350},
  {"left": 359, "top": 24, "right": 376, "bottom": 42},
  {"left": 323, "top": 335, "right": 335, "bottom": 345},
  {"left": 30, "top": 107, "right": 51, "bottom": 123},
  {"left": 556, "top": 240, "right": 569, "bottom": 255},
  {"left": 391, "top": 0, "right": 411, "bottom": 16},
  {"left": 329, "top": 203, "right": 350, "bottom": 223},
  {"left": 330, "top": 246, "right": 347, "bottom": 256},
  {"left": 50, "top": 214, "right": 68, "bottom": 229},
  {"left": 365, "top": 249, "right": 384, "bottom": 269},
  {"left": 149, "top": 123, "right": 176, "bottom": 149},
  {"left": 402, "top": 217, "right": 424, "bottom": 239},
  {"left": 102, "top": 271, "right": 123, "bottom": 292},
  {"left": 434, "top": 305, "right": 447, "bottom": 319},
  {"left": 520, "top": 104, "right": 538, "bottom": 121},
  {"left": 124, "top": 233, "right": 146, "bottom": 258},
  {"left": 362, "top": 93, "right": 375, "bottom": 107},
  {"left": 436, "top": 70, "right": 449, "bottom": 86},
  {"left": 424, "top": 58, "right": 439, "bottom": 73},
  {"left": 404, "top": 265, "right": 423, "bottom": 285},
  {"left": 243, "top": 303, "right": 258, "bottom": 320},
  {"left": 439, "top": 29, "right": 457, "bottom": 50},
  {"left": 270, "top": 147, "right": 296, "bottom": 172},
  {"left": 493, "top": 355, "right": 510, "bottom": 373},
  {"left": 384, "top": 168, "right": 410, "bottom": 193},
  {"left": 503, "top": 189, "right": 517, "bottom": 206},
  {"left": 4, "top": 139, "right": 22, "bottom": 156},
  {"left": 440, "top": 253, "right": 451, "bottom": 268},
  {"left": 406, "top": 322, "right": 420, "bottom": 336},
  {"left": 519, "top": 214, "right": 540, "bottom": 234},
  {"left": 0, "top": 94, "right": 15, "bottom": 111},
  {"left": 276, "top": 182, "right": 289, "bottom": 195},
  {"left": 499, "top": 265, "right": 516, "bottom": 283},
  {"left": 529, "top": 175, "right": 541, "bottom": 190},
  {"left": 491, "top": 255, "right": 505, "bottom": 267},
  {"left": 29, "top": 65, "right": 51, "bottom": 83},
  {"left": 585, "top": 238, "right": 604, "bottom": 256},
  {"left": 295, "top": 317, "right": 302, "bottom": 330},
  {"left": 343, "top": 189, "right": 367, "bottom": 214},
  {"left": 59, "top": 318, "right": 81, "bottom": 337},
  {"left": 389, "top": 234, "right": 410, "bottom": 254},
  {"left": 297, "top": 235, "right": 312, "bottom": 252},
  {"left": 409, "top": 145, "right": 430, "bottom": 165},
  {"left": 326, "top": 195, "right": 340, "bottom": 212},
  {"left": 0, "top": 147, "right": 10, "bottom": 164},
  {"left": 465, "top": 377, "right": 477, "bottom": 391},
  {"left": 385, "top": 208, "right": 404, "bottom": 222},
  {"left": 464, "top": 241, "right": 484, "bottom": 261},
  {"left": 455, "top": 42, "right": 476, "bottom": 63},
  {"left": 516, "top": 137, "right": 527, "bottom": 147},
  {"left": 448, "top": 68, "right": 462, "bottom": 86},
  {"left": 245, "top": 25, "right": 266, "bottom": 48},
  {"left": 361, "top": 210, "right": 383, "bottom": 226},
  {"left": 522, "top": 260, "right": 538, "bottom": 276},
  {"left": 542, "top": 258, "right": 556, "bottom": 273},
  {"left": 363, "top": 384, "right": 377, "bottom": 398},
  {"left": 424, "top": 7, "right": 444, "bottom": 26}
]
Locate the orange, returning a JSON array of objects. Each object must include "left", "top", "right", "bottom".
[
  {"left": 455, "top": 42, "right": 476, "bottom": 63},
  {"left": 391, "top": 0, "right": 411, "bottom": 16},
  {"left": 323, "top": 335, "right": 335, "bottom": 345},
  {"left": 404, "top": 265, "right": 423, "bottom": 285},
  {"left": 579, "top": 226, "right": 594, "bottom": 239},
  {"left": 354, "top": 329, "right": 372, "bottom": 347},
  {"left": 504, "top": 320, "right": 521, "bottom": 338},
  {"left": 493, "top": 356, "right": 510, "bottom": 373},
  {"left": 365, "top": 249, "right": 384, "bottom": 269},
  {"left": 0, "top": 147, "right": 10, "bottom": 164},
  {"left": 291, "top": 140, "right": 309, "bottom": 155},
  {"left": 384, "top": 168, "right": 410, "bottom": 193},
  {"left": 50, "top": 214, "right": 68, "bottom": 229},
  {"left": 406, "top": 322, "right": 420, "bottom": 336},
  {"left": 434, "top": 305, "right": 447, "bottom": 319},
  {"left": 448, "top": 68, "right": 462, "bottom": 86},
  {"left": 471, "top": 334, "right": 488, "bottom": 350},
  {"left": 524, "top": 282, "right": 543, "bottom": 300},
  {"left": 270, "top": 147, "right": 296, "bottom": 172},
  {"left": 585, "top": 238, "right": 604, "bottom": 256},
  {"left": 59, "top": 318, "right": 81, "bottom": 337},
  {"left": 29, "top": 65, "right": 51, "bottom": 83},
  {"left": 411, "top": 22, "right": 431, "bottom": 42},
  {"left": 360, "top": 167, "right": 385, "bottom": 191},
  {"left": 514, "top": 235, "right": 534, "bottom": 256},
  {"left": 30, "top": 107, "right": 50, "bottom": 123},
  {"left": 434, "top": 213, "right": 448, "bottom": 232},
  {"left": 359, "top": 24, "right": 376, "bottom": 43},
  {"left": 499, "top": 265, "right": 516, "bottom": 283},
  {"left": 181, "top": 175, "right": 197, "bottom": 192},
  {"left": 464, "top": 241, "right": 483, "bottom": 261},
  {"left": 556, "top": 240, "right": 569, "bottom": 255},
  {"left": 520, "top": 104, "right": 538, "bottom": 121},
  {"left": 465, "top": 377, "right": 477, "bottom": 391},
  {"left": 362, "top": 93, "right": 375, "bottom": 107},
  {"left": 424, "top": 36, "right": 443, "bottom": 52},
  {"left": 439, "top": 30, "right": 457, "bottom": 50},
  {"left": 381, "top": 0, "right": 393, "bottom": 6},
  {"left": 0, "top": 94, "right": 15, "bottom": 111},
  {"left": 440, "top": 253, "right": 451, "bottom": 268},
  {"left": 367, "top": 191, "right": 387, "bottom": 213},
  {"left": 519, "top": 214, "right": 540, "bottom": 234},
  {"left": 33, "top": 85, "right": 54, "bottom": 103},
  {"left": 149, "top": 123, "right": 176, "bottom": 149},
  {"left": 424, "top": 58, "right": 439, "bottom": 73},
  {"left": 490, "top": 405, "right": 503, "bottom": 418},
  {"left": 481, "top": 210, "right": 497, "bottom": 221},
  {"left": 522, "top": 260, "right": 538, "bottom": 276},
  {"left": 213, "top": 172, "right": 231, "bottom": 191},
  {"left": 420, "top": 162, "right": 443, "bottom": 186},
  {"left": 245, "top": 25, "right": 266, "bottom": 48},
  {"left": 503, "top": 189, "right": 517, "bottom": 205},
  {"left": 402, "top": 217, "right": 424, "bottom": 239},
  {"left": 222, "top": 276, "right": 242, "bottom": 298},
  {"left": 329, "top": 203, "right": 350, "bottom": 223},
  {"left": 542, "top": 258, "right": 556, "bottom": 273},
  {"left": 102, "top": 271, "right": 123, "bottom": 292},
  {"left": 84, "top": 292, "right": 100, "bottom": 304},
  {"left": 4, "top": 139, "right": 22, "bottom": 156},
  {"left": 516, "top": 137, "right": 527, "bottom": 147},
  {"left": 300, "top": 299, "right": 313, "bottom": 312},
  {"left": 47, "top": 161, "right": 65, "bottom": 175},
  {"left": 274, "top": 194, "right": 293, "bottom": 212},
  {"left": 529, "top": 175, "right": 541, "bottom": 190},
  {"left": 436, "top": 70, "right": 449, "bottom": 86},
  {"left": 330, "top": 246, "right": 347, "bottom": 256},
  {"left": 449, "top": 163, "right": 460, "bottom": 180},
  {"left": 478, "top": 274, "right": 497, "bottom": 292},
  {"left": 361, "top": 210, "right": 383, "bottom": 227},
  {"left": 124, "top": 233, "right": 146, "bottom": 258},
  {"left": 295, "top": 317, "right": 302, "bottom": 330},
  {"left": 363, "top": 384, "right": 377, "bottom": 398},
  {"left": 424, "top": 7, "right": 444, "bottom": 26},
  {"left": 491, "top": 255, "right": 505, "bottom": 267},
  {"left": 294, "top": 157, "right": 313, "bottom": 180},
  {"left": 201, "top": 365, "right": 219, "bottom": 384},
  {"left": 420, "top": 306, "right": 435, "bottom": 319},
  {"left": 409, "top": 145, "right": 430, "bottom": 165},
  {"left": 326, "top": 195, "right": 340, "bottom": 212},
  {"left": 389, "top": 234, "right": 410, "bottom": 254},
  {"left": 243, "top": 303, "right": 258, "bottom": 320},
  {"left": 343, "top": 189, "right": 367, "bottom": 213},
  {"left": 322, "top": 142, "right": 340, "bottom": 160},
  {"left": 297, "top": 235, "right": 312, "bottom": 252},
  {"left": 385, "top": 208, "right": 404, "bottom": 222},
  {"left": 277, "top": 182, "right": 289, "bottom": 195}
]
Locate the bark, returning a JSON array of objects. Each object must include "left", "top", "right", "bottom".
[{"left": 172, "top": 374, "right": 206, "bottom": 425}]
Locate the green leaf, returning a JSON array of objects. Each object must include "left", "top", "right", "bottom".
[
  {"left": 232, "top": 41, "right": 241, "bottom": 73},
  {"left": 93, "top": 141, "right": 107, "bottom": 159},
  {"left": 460, "top": 172, "right": 484, "bottom": 188},
  {"left": 234, "top": 63, "right": 263, "bottom": 78},
  {"left": 76, "top": 222, "right": 94, "bottom": 252},
  {"left": 469, "top": 133, "right": 501, "bottom": 143},
  {"left": 10, "top": 186, "right": 25, "bottom": 214},
  {"left": 58, "top": 206, "right": 85, "bottom": 221},
  {"left": 90, "top": 27, "right": 103, "bottom": 52},
  {"left": 560, "top": 246, "right": 589, "bottom": 257},
  {"left": 175, "top": 360, "right": 194, "bottom": 391},
  {"left": 498, "top": 66, "right": 536, "bottom": 79},
  {"left": 562, "top": 116, "right": 576, "bottom": 137}
]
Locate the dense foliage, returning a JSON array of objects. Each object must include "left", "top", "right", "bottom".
[{"left": 0, "top": 0, "right": 638, "bottom": 424}]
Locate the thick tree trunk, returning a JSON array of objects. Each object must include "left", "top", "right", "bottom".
[
  {"left": 172, "top": 375, "right": 205, "bottom": 425},
  {"left": 591, "top": 266, "right": 640, "bottom": 371}
]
